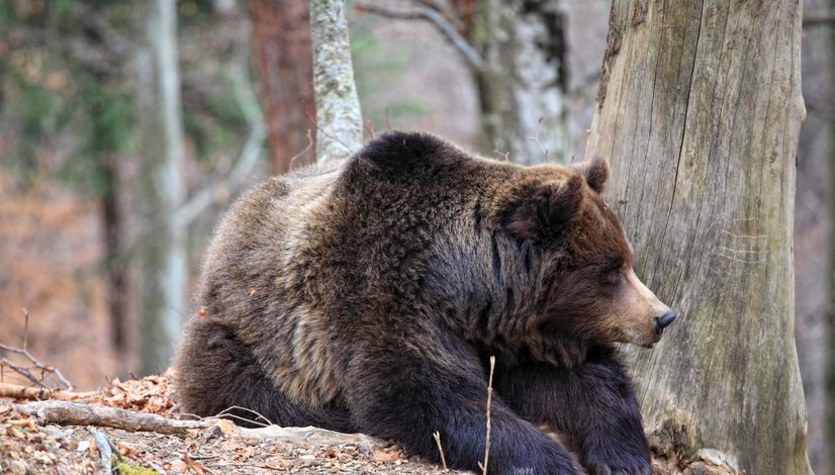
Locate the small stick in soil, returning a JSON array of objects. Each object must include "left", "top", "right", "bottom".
[
  {"left": 433, "top": 430, "right": 448, "bottom": 471},
  {"left": 478, "top": 356, "right": 496, "bottom": 475},
  {"left": 216, "top": 405, "right": 272, "bottom": 427},
  {"left": 0, "top": 309, "right": 74, "bottom": 390}
]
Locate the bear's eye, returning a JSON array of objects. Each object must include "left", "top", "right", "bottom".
[{"left": 602, "top": 266, "right": 623, "bottom": 286}]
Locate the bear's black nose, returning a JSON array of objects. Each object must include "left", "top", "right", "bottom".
[{"left": 655, "top": 311, "right": 677, "bottom": 333}]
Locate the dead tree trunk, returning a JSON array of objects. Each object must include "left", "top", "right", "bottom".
[
  {"left": 585, "top": 1, "right": 811, "bottom": 474},
  {"left": 310, "top": 0, "right": 363, "bottom": 163},
  {"left": 250, "top": 0, "right": 316, "bottom": 174},
  {"left": 474, "top": 0, "right": 569, "bottom": 164}
]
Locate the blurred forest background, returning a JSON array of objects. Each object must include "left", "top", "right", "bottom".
[{"left": 0, "top": 0, "right": 831, "bottom": 473}]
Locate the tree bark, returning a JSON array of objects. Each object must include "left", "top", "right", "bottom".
[
  {"left": 828, "top": 0, "right": 835, "bottom": 465},
  {"left": 100, "top": 154, "right": 128, "bottom": 361},
  {"left": 250, "top": 0, "right": 316, "bottom": 174},
  {"left": 474, "top": 0, "right": 569, "bottom": 164},
  {"left": 310, "top": 0, "right": 364, "bottom": 163},
  {"left": 585, "top": 1, "right": 811, "bottom": 474},
  {"left": 135, "top": 0, "right": 187, "bottom": 375}
]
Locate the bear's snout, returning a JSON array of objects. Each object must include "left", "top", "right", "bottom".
[{"left": 653, "top": 310, "right": 677, "bottom": 336}]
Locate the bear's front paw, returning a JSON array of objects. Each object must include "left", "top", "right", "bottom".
[{"left": 584, "top": 460, "right": 651, "bottom": 475}]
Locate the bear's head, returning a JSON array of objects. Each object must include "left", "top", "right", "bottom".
[{"left": 500, "top": 157, "right": 675, "bottom": 350}]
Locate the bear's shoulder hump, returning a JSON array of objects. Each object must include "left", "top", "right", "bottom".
[{"left": 349, "top": 131, "right": 469, "bottom": 175}]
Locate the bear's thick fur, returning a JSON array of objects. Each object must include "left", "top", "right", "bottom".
[{"left": 175, "top": 131, "right": 675, "bottom": 475}]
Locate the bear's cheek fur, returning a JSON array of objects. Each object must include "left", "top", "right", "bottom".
[
  {"left": 538, "top": 266, "right": 666, "bottom": 347},
  {"left": 593, "top": 268, "right": 670, "bottom": 346}
]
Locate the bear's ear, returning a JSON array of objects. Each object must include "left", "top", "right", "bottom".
[
  {"left": 573, "top": 156, "right": 609, "bottom": 193},
  {"left": 502, "top": 175, "right": 584, "bottom": 243}
]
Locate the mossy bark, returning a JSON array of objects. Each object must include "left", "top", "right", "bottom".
[
  {"left": 474, "top": 0, "right": 569, "bottom": 164},
  {"left": 310, "top": 0, "right": 363, "bottom": 163},
  {"left": 585, "top": 1, "right": 811, "bottom": 474}
]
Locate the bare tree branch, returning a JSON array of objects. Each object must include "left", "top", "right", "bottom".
[
  {"left": 803, "top": 11, "right": 835, "bottom": 28},
  {"left": 0, "top": 310, "right": 74, "bottom": 391},
  {"left": 355, "top": 1, "right": 484, "bottom": 72},
  {"left": 13, "top": 400, "right": 209, "bottom": 436}
]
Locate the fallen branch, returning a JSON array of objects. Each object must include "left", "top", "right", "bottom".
[
  {"left": 10, "top": 399, "right": 389, "bottom": 450},
  {"left": 12, "top": 400, "right": 209, "bottom": 436},
  {"left": 0, "top": 382, "right": 96, "bottom": 401},
  {"left": 237, "top": 425, "right": 386, "bottom": 449}
]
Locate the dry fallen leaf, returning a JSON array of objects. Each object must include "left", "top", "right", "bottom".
[
  {"left": 371, "top": 449, "right": 403, "bottom": 463},
  {"left": 213, "top": 419, "right": 237, "bottom": 437},
  {"left": 183, "top": 452, "right": 204, "bottom": 475}
]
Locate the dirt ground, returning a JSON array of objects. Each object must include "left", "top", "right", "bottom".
[
  {"left": 0, "top": 372, "right": 741, "bottom": 475},
  {"left": 0, "top": 373, "right": 470, "bottom": 475}
]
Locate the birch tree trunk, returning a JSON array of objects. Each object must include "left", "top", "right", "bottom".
[
  {"left": 475, "top": 0, "right": 569, "bottom": 164},
  {"left": 584, "top": 1, "right": 811, "bottom": 474},
  {"left": 310, "top": 0, "right": 363, "bottom": 163},
  {"left": 136, "top": 0, "right": 187, "bottom": 375}
]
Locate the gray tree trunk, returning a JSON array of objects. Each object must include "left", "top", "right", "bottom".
[
  {"left": 475, "top": 0, "right": 569, "bottom": 164},
  {"left": 585, "top": 1, "right": 811, "bottom": 474},
  {"left": 310, "top": 0, "right": 363, "bottom": 163},
  {"left": 828, "top": 0, "right": 835, "bottom": 463},
  {"left": 136, "top": 0, "right": 187, "bottom": 375}
]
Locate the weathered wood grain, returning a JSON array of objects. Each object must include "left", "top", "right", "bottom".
[{"left": 585, "top": 1, "right": 811, "bottom": 474}]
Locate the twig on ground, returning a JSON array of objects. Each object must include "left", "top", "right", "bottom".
[
  {"left": 478, "top": 356, "right": 496, "bottom": 475},
  {"left": 93, "top": 431, "right": 115, "bottom": 474},
  {"left": 433, "top": 430, "right": 448, "bottom": 471},
  {"left": 0, "top": 382, "right": 96, "bottom": 401},
  {"left": 216, "top": 405, "right": 272, "bottom": 428},
  {"left": 355, "top": 0, "right": 484, "bottom": 72},
  {"left": 10, "top": 399, "right": 390, "bottom": 449},
  {"left": 0, "top": 309, "right": 74, "bottom": 390},
  {"left": 236, "top": 425, "right": 387, "bottom": 449}
]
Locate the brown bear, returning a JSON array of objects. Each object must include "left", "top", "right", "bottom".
[{"left": 175, "top": 131, "right": 676, "bottom": 475}]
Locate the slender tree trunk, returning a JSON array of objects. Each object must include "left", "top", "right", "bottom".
[
  {"left": 474, "top": 0, "right": 569, "bottom": 164},
  {"left": 828, "top": 0, "right": 835, "bottom": 463},
  {"left": 250, "top": 0, "right": 316, "bottom": 174},
  {"left": 136, "top": 0, "right": 187, "bottom": 375},
  {"left": 310, "top": 0, "right": 363, "bottom": 163},
  {"left": 100, "top": 155, "right": 127, "bottom": 361},
  {"left": 822, "top": 0, "right": 835, "bottom": 473},
  {"left": 585, "top": 1, "right": 811, "bottom": 474}
]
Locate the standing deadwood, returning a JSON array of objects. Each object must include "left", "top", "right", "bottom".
[
  {"left": 250, "top": 0, "right": 316, "bottom": 174},
  {"left": 585, "top": 1, "right": 811, "bottom": 474},
  {"left": 310, "top": 0, "right": 363, "bottom": 163},
  {"left": 136, "top": 0, "right": 188, "bottom": 375},
  {"left": 475, "top": 0, "right": 569, "bottom": 164}
]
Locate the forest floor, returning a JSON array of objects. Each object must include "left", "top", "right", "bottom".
[
  {"left": 0, "top": 372, "right": 468, "bottom": 475},
  {"left": 0, "top": 372, "right": 742, "bottom": 475}
]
